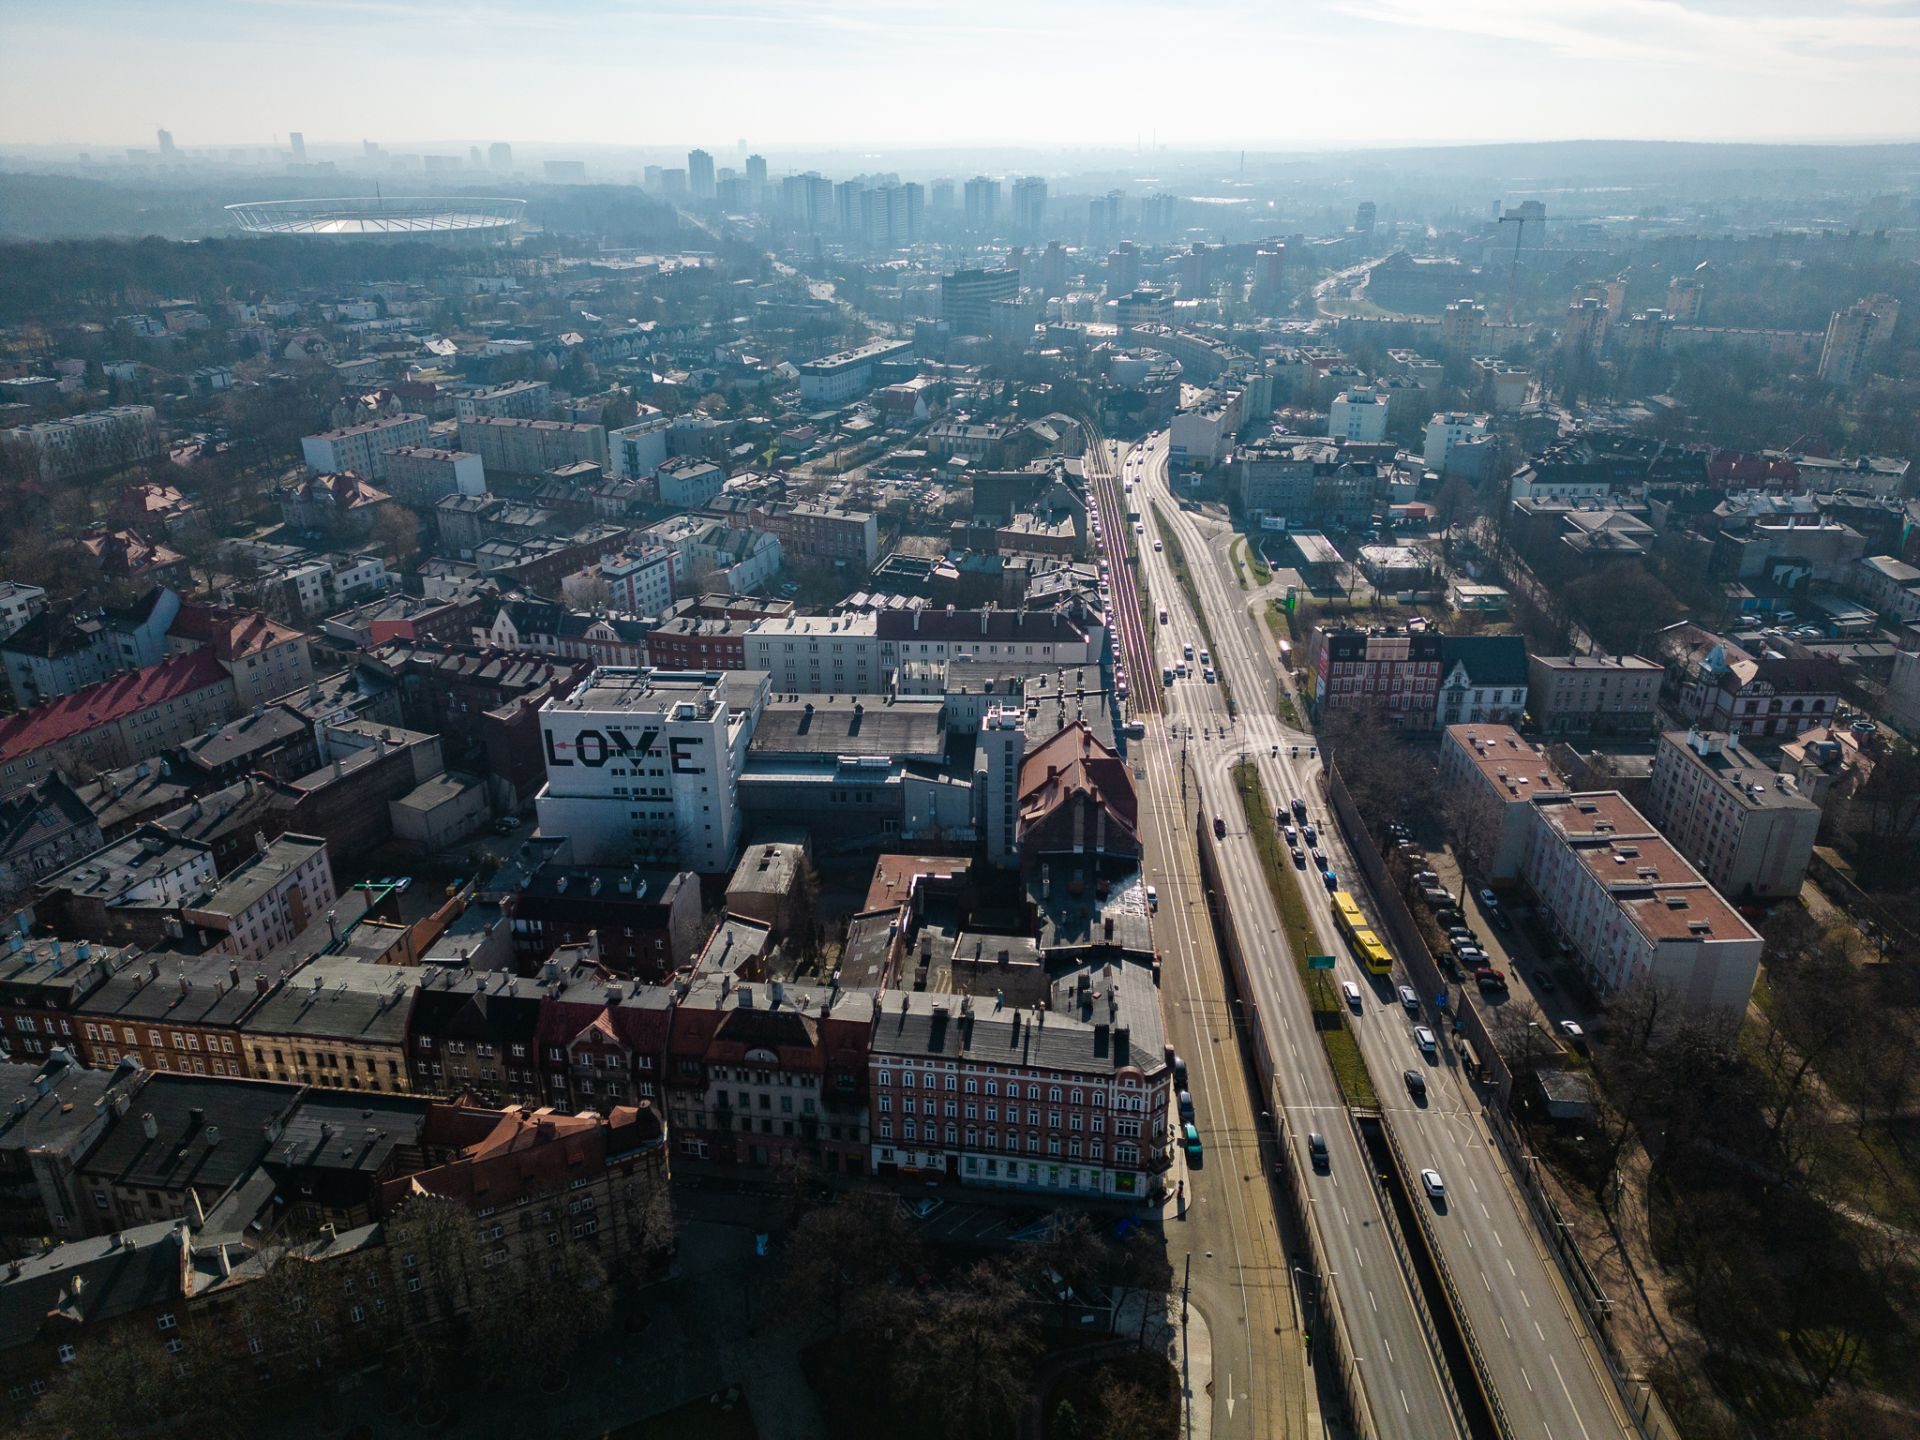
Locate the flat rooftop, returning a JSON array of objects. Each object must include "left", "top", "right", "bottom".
[
  {"left": 1446, "top": 724, "right": 1568, "bottom": 798},
  {"left": 751, "top": 694, "right": 945, "bottom": 761},
  {"left": 549, "top": 666, "right": 758, "bottom": 717},
  {"left": 1660, "top": 731, "right": 1818, "bottom": 811}
]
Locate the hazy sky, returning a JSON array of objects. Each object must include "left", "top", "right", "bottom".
[{"left": 5, "top": 0, "right": 1920, "bottom": 150}]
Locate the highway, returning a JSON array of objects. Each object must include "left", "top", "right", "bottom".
[
  {"left": 1128, "top": 432, "right": 1637, "bottom": 1440},
  {"left": 1092, "top": 434, "right": 1456, "bottom": 1440}
]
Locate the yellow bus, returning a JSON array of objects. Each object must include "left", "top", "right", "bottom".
[{"left": 1331, "top": 891, "right": 1395, "bottom": 975}]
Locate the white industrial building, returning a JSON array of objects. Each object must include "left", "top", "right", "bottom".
[{"left": 534, "top": 667, "right": 769, "bottom": 873}]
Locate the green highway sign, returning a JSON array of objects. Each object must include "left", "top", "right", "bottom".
[{"left": 1307, "top": 954, "right": 1337, "bottom": 971}]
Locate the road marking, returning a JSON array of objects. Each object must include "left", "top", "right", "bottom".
[
  {"left": 1500, "top": 1315, "right": 1511, "bottom": 1338},
  {"left": 1369, "top": 1289, "right": 1378, "bottom": 1313},
  {"left": 1521, "top": 1290, "right": 1533, "bottom": 1309},
  {"left": 1522, "top": 1368, "right": 1535, "bottom": 1393},
  {"left": 1536, "top": 1321, "right": 1546, "bottom": 1341},
  {"left": 1493, "top": 1230, "right": 1505, "bottom": 1249},
  {"left": 1400, "top": 1389, "right": 1410, "bottom": 1414},
  {"left": 1507, "top": 1258, "right": 1517, "bottom": 1276},
  {"left": 1384, "top": 1337, "right": 1394, "bottom": 1364},
  {"left": 1551, "top": 1356, "right": 1597, "bottom": 1440},
  {"left": 1481, "top": 1270, "right": 1492, "bottom": 1292}
]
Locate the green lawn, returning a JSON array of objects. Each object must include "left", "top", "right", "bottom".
[{"left": 1231, "top": 762, "right": 1378, "bottom": 1108}]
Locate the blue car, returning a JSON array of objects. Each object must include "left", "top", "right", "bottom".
[{"left": 1321, "top": 868, "right": 1338, "bottom": 891}]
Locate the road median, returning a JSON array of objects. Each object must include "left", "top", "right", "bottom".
[{"left": 1230, "top": 761, "right": 1377, "bottom": 1109}]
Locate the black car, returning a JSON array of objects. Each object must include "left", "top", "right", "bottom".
[
  {"left": 1533, "top": 970, "right": 1558, "bottom": 993},
  {"left": 1307, "top": 1132, "right": 1329, "bottom": 1169},
  {"left": 1403, "top": 1069, "right": 1428, "bottom": 1101},
  {"left": 1290, "top": 846, "right": 1307, "bottom": 868}
]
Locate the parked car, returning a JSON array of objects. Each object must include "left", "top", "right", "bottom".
[
  {"left": 1559, "top": 1020, "right": 1586, "bottom": 1043},
  {"left": 1146, "top": 885, "right": 1159, "bottom": 912},
  {"left": 1533, "top": 969, "right": 1557, "bottom": 993},
  {"left": 1178, "top": 1089, "right": 1195, "bottom": 1119},
  {"left": 1183, "top": 1123, "right": 1204, "bottom": 1162},
  {"left": 1403, "top": 1069, "right": 1428, "bottom": 1101},
  {"left": 1478, "top": 888, "right": 1500, "bottom": 910}
]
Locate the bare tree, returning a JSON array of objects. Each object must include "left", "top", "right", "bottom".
[
  {"left": 781, "top": 1188, "right": 922, "bottom": 1331},
  {"left": 891, "top": 1256, "right": 1037, "bottom": 1440}
]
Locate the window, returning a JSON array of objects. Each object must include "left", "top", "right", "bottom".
[
  {"left": 157, "top": 1313, "right": 177, "bottom": 1330},
  {"left": 57, "top": 1344, "right": 77, "bottom": 1364},
  {"left": 165, "top": 1338, "right": 184, "bottom": 1355}
]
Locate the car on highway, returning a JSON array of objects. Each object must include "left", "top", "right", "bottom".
[
  {"left": 1146, "top": 885, "right": 1159, "bottom": 912},
  {"left": 1183, "top": 643, "right": 1194, "bottom": 660},
  {"left": 1321, "top": 868, "right": 1338, "bottom": 892},
  {"left": 1290, "top": 797, "right": 1307, "bottom": 820},
  {"left": 1198, "top": 648, "right": 1210, "bottom": 665},
  {"left": 1398, "top": 985, "right": 1419, "bottom": 1011},
  {"left": 1282, "top": 822, "right": 1297, "bottom": 843},
  {"left": 1213, "top": 815, "right": 1227, "bottom": 838},
  {"left": 1302, "top": 824, "right": 1317, "bottom": 845},
  {"left": 1403, "top": 1069, "right": 1428, "bottom": 1101},
  {"left": 1413, "top": 1025, "right": 1437, "bottom": 1054},
  {"left": 1203, "top": 667, "right": 1216, "bottom": 683},
  {"left": 1290, "top": 846, "right": 1306, "bottom": 868},
  {"left": 1159, "top": 608, "right": 1169, "bottom": 624},
  {"left": 1309, "top": 848, "right": 1326, "bottom": 868},
  {"left": 1154, "top": 539, "right": 1163, "bottom": 551},
  {"left": 1307, "top": 1131, "right": 1329, "bottom": 1170},
  {"left": 1421, "top": 1168, "right": 1446, "bottom": 1202},
  {"left": 1341, "top": 980, "right": 1362, "bottom": 1010}
]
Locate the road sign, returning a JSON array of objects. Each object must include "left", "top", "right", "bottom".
[{"left": 1307, "top": 954, "right": 1336, "bottom": 971}]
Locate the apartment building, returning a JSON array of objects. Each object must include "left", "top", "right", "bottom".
[
  {"left": 666, "top": 972, "right": 873, "bottom": 1176},
  {"left": 456, "top": 416, "right": 610, "bottom": 476},
  {"left": 1526, "top": 654, "right": 1664, "bottom": 736},
  {"left": 2, "top": 406, "right": 160, "bottom": 483},
  {"left": 797, "top": 339, "right": 914, "bottom": 406},
  {"left": 744, "top": 613, "right": 883, "bottom": 693},
  {"left": 71, "top": 949, "right": 267, "bottom": 1077},
  {"left": 1521, "top": 789, "right": 1763, "bottom": 1018},
  {"left": 873, "top": 606, "right": 1099, "bottom": 672},
  {"left": 563, "top": 544, "right": 678, "bottom": 619},
  {"left": 1644, "top": 729, "right": 1821, "bottom": 901},
  {"left": 179, "top": 833, "right": 335, "bottom": 966},
  {"left": 1310, "top": 627, "right": 1443, "bottom": 724},
  {"left": 241, "top": 955, "right": 422, "bottom": 1093},
  {"left": 655, "top": 457, "right": 726, "bottom": 509},
  {"left": 1435, "top": 636, "right": 1528, "bottom": 728},
  {"left": 381, "top": 446, "right": 486, "bottom": 504},
  {"left": 869, "top": 962, "right": 1173, "bottom": 1204},
  {"left": 166, "top": 605, "right": 314, "bottom": 710},
  {"left": 453, "top": 379, "right": 552, "bottom": 423},
  {"left": 1438, "top": 724, "right": 1569, "bottom": 880},
  {"left": 299, "top": 414, "right": 430, "bottom": 481}
]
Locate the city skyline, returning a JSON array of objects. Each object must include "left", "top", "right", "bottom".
[{"left": 5, "top": 0, "right": 1920, "bottom": 150}]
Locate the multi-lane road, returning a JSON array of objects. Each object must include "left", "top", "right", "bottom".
[{"left": 1115, "top": 429, "right": 1637, "bottom": 1440}]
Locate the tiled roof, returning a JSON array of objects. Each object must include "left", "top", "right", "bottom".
[{"left": 0, "top": 650, "right": 231, "bottom": 765}]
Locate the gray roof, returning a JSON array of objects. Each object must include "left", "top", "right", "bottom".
[
  {"left": 869, "top": 961, "right": 1166, "bottom": 1079},
  {"left": 750, "top": 696, "right": 945, "bottom": 761},
  {"left": 78, "top": 950, "right": 274, "bottom": 1030},
  {"left": 177, "top": 705, "right": 310, "bottom": 771},
  {"left": 42, "top": 824, "right": 213, "bottom": 904},
  {"left": 0, "top": 1052, "right": 143, "bottom": 1158},
  {"left": 239, "top": 955, "right": 420, "bottom": 1045},
  {"left": 0, "top": 1219, "right": 184, "bottom": 1351},
  {"left": 185, "top": 833, "right": 328, "bottom": 920},
  {"left": 77, "top": 1072, "right": 299, "bottom": 1196}
]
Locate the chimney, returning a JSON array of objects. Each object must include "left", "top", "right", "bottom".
[
  {"left": 255, "top": 973, "right": 269, "bottom": 994},
  {"left": 141, "top": 1112, "right": 159, "bottom": 1140},
  {"left": 204, "top": 1125, "right": 220, "bottom": 1147},
  {"left": 1113, "top": 1025, "right": 1130, "bottom": 1066},
  {"left": 770, "top": 978, "right": 785, "bottom": 1007}
]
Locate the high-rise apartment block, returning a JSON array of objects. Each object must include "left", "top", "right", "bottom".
[
  {"left": 1818, "top": 295, "right": 1900, "bottom": 386},
  {"left": 687, "top": 148, "right": 715, "bottom": 199},
  {"left": 963, "top": 176, "right": 1000, "bottom": 231},
  {"left": 299, "top": 413, "right": 429, "bottom": 482},
  {"left": 488, "top": 141, "right": 512, "bottom": 171},
  {"left": 1012, "top": 176, "right": 1048, "bottom": 234}
]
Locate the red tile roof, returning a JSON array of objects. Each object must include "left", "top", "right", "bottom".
[
  {"left": 1017, "top": 721, "right": 1139, "bottom": 834},
  {"left": 0, "top": 650, "right": 231, "bottom": 765},
  {"left": 170, "top": 604, "right": 304, "bottom": 663}
]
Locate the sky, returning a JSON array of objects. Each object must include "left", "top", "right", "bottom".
[{"left": 4, "top": 0, "right": 1920, "bottom": 151}]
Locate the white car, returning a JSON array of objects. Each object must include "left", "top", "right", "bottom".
[
  {"left": 1341, "top": 980, "right": 1362, "bottom": 1009},
  {"left": 1154, "top": 539, "right": 1164, "bottom": 552},
  {"left": 1559, "top": 1020, "right": 1586, "bottom": 1041},
  {"left": 1398, "top": 985, "right": 1419, "bottom": 1011},
  {"left": 1413, "top": 1025, "right": 1437, "bottom": 1053},
  {"left": 1421, "top": 1168, "right": 1446, "bottom": 1201}
]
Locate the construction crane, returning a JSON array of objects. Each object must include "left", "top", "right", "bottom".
[{"left": 1498, "top": 202, "right": 1545, "bottom": 325}]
